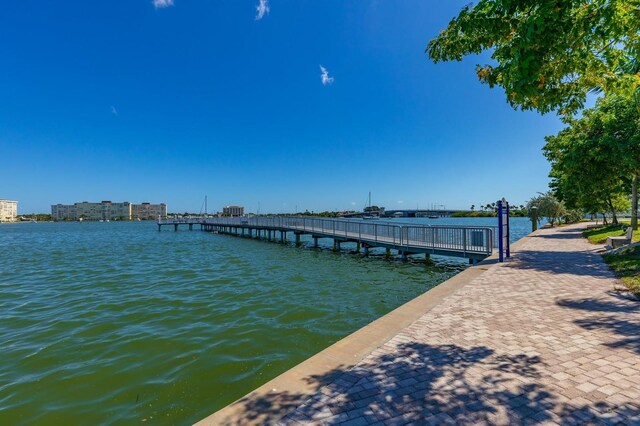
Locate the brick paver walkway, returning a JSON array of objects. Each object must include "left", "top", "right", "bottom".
[{"left": 274, "top": 224, "right": 640, "bottom": 425}]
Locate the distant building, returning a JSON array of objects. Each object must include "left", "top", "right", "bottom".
[
  {"left": 51, "top": 201, "right": 167, "bottom": 221},
  {"left": 132, "top": 202, "right": 167, "bottom": 220},
  {"left": 51, "top": 203, "right": 77, "bottom": 221},
  {"left": 223, "top": 205, "right": 244, "bottom": 216},
  {"left": 77, "top": 201, "right": 131, "bottom": 221},
  {"left": 0, "top": 199, "right": 18, "bottom": 222}
]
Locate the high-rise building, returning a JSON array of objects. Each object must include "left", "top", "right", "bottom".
[{"left": 0, "top": 199, "right": 17, "bottom": 222}]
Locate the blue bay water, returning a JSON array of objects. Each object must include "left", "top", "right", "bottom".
[{"left": 0, "top": 217, "right": 531, "bottom": 424}]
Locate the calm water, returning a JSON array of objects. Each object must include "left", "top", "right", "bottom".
[{"left": 0, "top": 217, "right": 531, "bottom": 425}]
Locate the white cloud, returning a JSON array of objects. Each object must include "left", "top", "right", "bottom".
[
  {"left": 320, "top": 65, "right": 334, "bottom": 86},
  {"left": 153, "top": 0, "right": 174, "bottom": 9},
  {"left": 351, "top": 202, "right": 357, "bottom": 205},
  {"left": 397, "top": 200, "right": 404, "bottom": 204},
  {"left": 255, "top": 0, "right": 270, "bottom": 20},
  {"left": 110, "top": 106, "right": 118, "bottom": 116}
]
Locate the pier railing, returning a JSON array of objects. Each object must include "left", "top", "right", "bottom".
[{"left": 158, "top": 216, "right": 495, "bottom": 256}]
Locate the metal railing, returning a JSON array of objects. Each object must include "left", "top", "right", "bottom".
[{"left": 159, "top": 216, "right": 495, "bottom": 256}]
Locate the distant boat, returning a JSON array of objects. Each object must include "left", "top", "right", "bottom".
[
  {"left": 428, "top": 215, "right": 439, "bottom": 219},
  {"left": 362, "top": 192, "right": 380, "bottom": 220}
]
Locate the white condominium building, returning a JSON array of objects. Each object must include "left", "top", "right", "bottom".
[
  {"left": 76, "top": 201, "right": 132, "bottom": 221},
  {"left": 223, "top": 205, "right": 244, "bottom": 217},
  {"left": 0, "top": 199, "right": 18, "bottom": 222},
  {"left": 52, "top": 201, "right": 131, "bottom": 221},
  {"left": 131, "top": 202, "right": 167, "bottom": 220},
  {"left": 51, "top": 201, "right": 168, "bottom": 221},
  {"left": 51, "top": 204, "right": 77, "bottom": 221}
]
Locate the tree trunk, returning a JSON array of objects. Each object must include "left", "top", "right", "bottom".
[
  {"left": 607, "top": 196, "right": 619, "bottom": 225},
  {"left": 632, "top": 174, "right": 638, "bottom": 230}
]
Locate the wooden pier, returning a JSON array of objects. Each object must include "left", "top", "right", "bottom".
[{"left": 158, "top": 216, "right": 496, "bottom": 263}]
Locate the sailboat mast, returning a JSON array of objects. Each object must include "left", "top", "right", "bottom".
[{"left": 205, "top": 195, "right": 207, "bottom": 215}]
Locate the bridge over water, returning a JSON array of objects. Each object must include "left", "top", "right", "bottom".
[
  {"left": 343, "top": 209, "right": 461, "bottom": 219},
  {"left": 158, "top": 216, "right": 496, "bottom": 263}
]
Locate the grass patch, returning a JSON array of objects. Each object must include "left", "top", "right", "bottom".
[
  {"left": 582, "top": 225, "right": 629, "bottom": 244},
  {"left": 584, "top": 224, "right": 640, "bottom": 297},
  {"left": 603, "top": 246, "right": 640, "bottom": 297}
]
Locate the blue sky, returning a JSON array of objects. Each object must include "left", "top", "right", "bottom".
[{"left": 1, "top": 0, "right": 568, "bottom": 214}]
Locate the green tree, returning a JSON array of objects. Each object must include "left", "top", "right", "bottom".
[
  {"left": 563, "top": 209, "right": 586, "bottom": 224},
  {"left": 527, "top": 191, "right": 567, "bottom": 226},
  {"left": 544, "top": 93, "right": 639, "bottom": 225},
  {"left": 427, "top": 0, "right": 640, "bottom": 115}
]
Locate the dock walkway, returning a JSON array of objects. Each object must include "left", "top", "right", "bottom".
[
  {"left": 158, "top": 216, "right": 496, "bottom": 262},
  {"left": 201, "top": 223, "right": 640, "bottom": 425}
]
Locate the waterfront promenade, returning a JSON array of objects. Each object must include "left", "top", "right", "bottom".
[{"left": 200, "top": 223, "right": 640, "bottom": 425}]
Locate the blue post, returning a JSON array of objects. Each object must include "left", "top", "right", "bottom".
[
  {"left": 506, "top": 201, "right": 511, "bottom": 258},
  {"left": 498, "top": 200, "right": 504, "bottom": 262}
]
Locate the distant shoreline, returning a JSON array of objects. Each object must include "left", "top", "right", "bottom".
[{"left": 450, "top": 211, "right": 528, "bottom": 218}]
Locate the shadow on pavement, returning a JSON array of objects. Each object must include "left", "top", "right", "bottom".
[
  {"left": 217, "top": 342, "right": 636, "bottom": 425},
  {"left": 529, "top": 226, "right": 588, "bottom": 240},
  {"left": 503, "top": 250, "right": 613, "bottom": 278},
  {"left": 558, "top": 296, "right": 640, "bottom": 355}
]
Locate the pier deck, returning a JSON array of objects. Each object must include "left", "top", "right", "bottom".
[{"left": 157, "top": 216, "right": 496, "bottom": 262}]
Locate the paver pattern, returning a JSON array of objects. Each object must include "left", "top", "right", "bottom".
[{"left": 263, "top": 224, "right": 640, "bottom": 425}]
